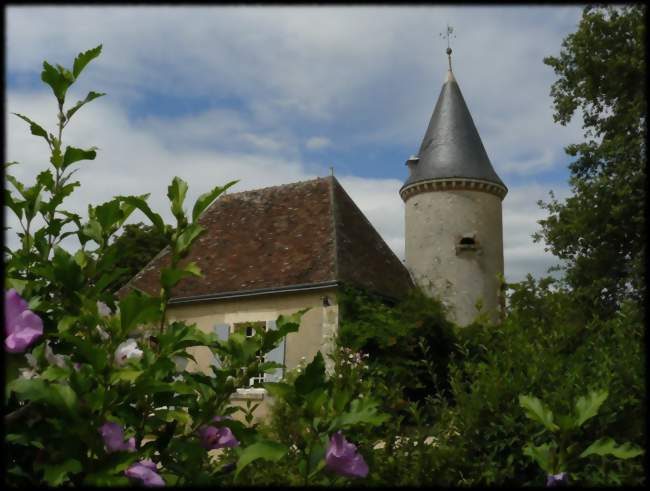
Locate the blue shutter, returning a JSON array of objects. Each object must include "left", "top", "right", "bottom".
[
  {"left": 264, "top": 319, "right": 285, "bottom": 382},
  {"left": 212, "top": 323, "right": 230, "bottom": 368}
]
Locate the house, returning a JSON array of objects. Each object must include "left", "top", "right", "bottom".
[
  {"left": 123, "top": 49, "right": 506, "bottom": 419},
  {"left": 124, "top": 176, "right": 413, "bottom": 419}
]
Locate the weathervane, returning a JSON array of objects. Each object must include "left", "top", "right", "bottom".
[{"left": 439, "top": 23, "right": 456, "bottom": 72}]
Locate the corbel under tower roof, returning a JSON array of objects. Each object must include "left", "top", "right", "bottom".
[{"left": 402, "top": 46, "right": 506, "bottom": 193}]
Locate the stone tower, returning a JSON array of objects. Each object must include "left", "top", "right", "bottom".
[{"left": 400, "top": 52, "right": 507, "bottom": 326}]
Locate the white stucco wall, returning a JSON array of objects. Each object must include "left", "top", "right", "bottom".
[
  {"left": 165, "top": 288, "right": 338, "bottom": 422},
  {"left": 405, "top": 189, "right": 504, "bottom": 326}
]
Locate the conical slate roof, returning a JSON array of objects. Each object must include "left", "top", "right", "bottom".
[{"left": 403, "top": 71, "right": 505, "bottom": 189}]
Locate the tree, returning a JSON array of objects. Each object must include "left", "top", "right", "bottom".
[
  {"left": 535, "top": 5, "right": 645, "bottom": 318},
  {"left": 106, "top": 222, "right": 168, "bottom": 291}
]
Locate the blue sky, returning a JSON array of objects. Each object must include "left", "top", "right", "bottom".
[{"left": 5, "top": 6, "right": 585, "bottom": 282}]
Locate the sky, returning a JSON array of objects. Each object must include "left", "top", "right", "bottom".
[{"left": 5, "top": 5, "right": 586, "bottom": 283}]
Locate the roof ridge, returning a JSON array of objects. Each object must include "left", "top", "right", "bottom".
[
  {"left": 219, "top": 176, "right": 329, "bottom": 199},
  {"left": 330, "top": 178, "right": 412, "bottom": 295},
  {"left": 327, "top": 176, "right": 340, "bottom": 281}
]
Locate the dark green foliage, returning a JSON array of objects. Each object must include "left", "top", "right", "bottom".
[
  {"left": 337, "top": 286, "right": 456, "bottom": 408},
  {"left": 106, "top": 222, "right": 168, "bottom": 291},
  {"left": 429, "top": 279, "right": 645, "bottom": 486},
  {"left": 536, "top": 5, "right": 646, "bottom": 317}
]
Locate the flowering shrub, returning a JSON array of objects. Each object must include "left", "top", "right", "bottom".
[
  {"left": 235, "top": 351, "right": 387, "bottom": 485},
  {"left": 4, "top": 45, "right": 303, "bottom": 486}
]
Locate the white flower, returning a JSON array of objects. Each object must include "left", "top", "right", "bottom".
[
  {"left": 114, "top": 339, "right": 143, "bottom": 366},
  {"left": 19, "top": 353, "right": 40, "bottom": 379},
  {"left": 97, "top": 301, "right": 111, "bottom": 317},
  {"left": 96, "top": 325, "right": 110, "bottom": 341},
  {"left": 338, "top": 374, "right": 343, "bottom": 378},
  {"left": 296, "top": 368, "right": 302, "bottom": 373},
  {"left": 45, "top": 340, "right": 67, "bottom": 369}
]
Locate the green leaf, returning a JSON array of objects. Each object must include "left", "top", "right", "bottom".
[
  {"left": 62, "top": 334, "right": 107, "bottom": 370},
  {"left": 119, "top": 291, "right": 161, "bottom": 334},
  {"left": 6, "top": 433, "right": 44, "bottom": 449},
  {"left": 4, "top": 188, "right": 23, "bottom": 220},
  {"left": 72, "top": 45, "right": 102, "bottom": 79},
  {"left": 22, "top": 184, "right": 43, "bottom": 221},
  {"left": 41, "top": 458, "right": 82, "bottom": 486},
  {"left": 66, "top": 91, "right": 106, "bottom": 121},
  {"left": 294, "top": 351, "right": 326, "bottom": 395},
  {"left": 261, "top": 309, "right": 306, "bottom": 352},
  {"left": 94, "top": 199, "right": 125, "bottom": 232},
  {"left": 41, "top": 61, "right": 74, "bottom": 104},
  {"left": 36, "top": 169, "right": 55, "bottom": 190},
  {"left": 6, "top": 174, "right": 25, "bottom": 195},
  {"left": 13, "top": 113, "right": 50, "bottom": 144},
  {"left": 263, "top": 381, "right": 294, "bottom": 400},
  {"left": 41, "top": 366, "right": 70, "bottom": 382},
  {"left": 62, "top": 146, "right": 97, "bottom": 169},
  {"left": 81, "top": 219, "right": 103, "bottom": 244},
  {"left": 161, "top": 262, "right": 202, "bottom": 290},
  {"left": 174, "top": 223, "right": 204, "bottom": 255},
  {"left": 519, "top": 394, "right": 559, "bottom": 432},
  {"left": 234, "top": 441, "right": 287, "bottom": 480},
  {"left": 167, "top": 177, "right": 189, "bottom": 222},
  {"left": 8, "top": 378, "right": 77, "bottom": 415},
  {"left": 109, "top": 369, "right": 143, "bottom": 384},
  {"left": 574, "top": 389, "right": 608, "bottom": 428},
  {"left": 329, "top": 397, "right": 389, "bottom": 430},
  {"left": 523, "top": 442, "right": 556, "bottom": 474},
  {"left": 579, "top": 438, "right": 644, "bottom": 460},
  {"left": 118, "top": 195, "right": 165, "bottom": 232},
  {"left": 308, "top": 435, "right": 328, "bottom": 477},
  {"left": 191, "top": 180, "right": 238, "bottom": 222},
  {"left": 52, "top": 246, "right": 84, "bottom": 291}
]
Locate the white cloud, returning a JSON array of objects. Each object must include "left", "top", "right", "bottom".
[
  {"left": 5, "top": 6, "right": 583, "bottom": 283},
  {"left": 503, "top": 183, "right": 570, "bottom": 281},
  {"left": 305, "top": 136, "right": 331, "bottom": 150}
]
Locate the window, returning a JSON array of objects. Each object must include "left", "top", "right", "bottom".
[
  {"left": 212, "top": 319, "right": 286, "bottom": 385},
  {"left": 456, "top": 232, "right": 480, "bottom": 254},
  {"left": 233, "top": 321, "right": 266, "bottom": 387}
]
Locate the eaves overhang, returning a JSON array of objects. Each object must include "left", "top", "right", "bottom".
[{"left": 168, "top": 280, "right": 340, "bottom": 305}]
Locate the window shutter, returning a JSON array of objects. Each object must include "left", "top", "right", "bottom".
[
  {"left": 264, "top": 319, "right": 285, "bottom": 382},
  {"left": 212, "top": 323, "right": 230, "bottom": 368}
]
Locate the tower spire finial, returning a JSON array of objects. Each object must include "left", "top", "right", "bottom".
[{"left": 439, "top": 23, "right": 456, "bottom": 72}]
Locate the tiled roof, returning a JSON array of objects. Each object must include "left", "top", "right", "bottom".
[{"left": 122, "top": 176, "right": 413, "bottom": 302}]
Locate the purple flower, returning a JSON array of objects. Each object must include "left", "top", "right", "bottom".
[
  {"left": 325, "top": 431, "right": 369, "bottom": 478},
  {"left": 198, "top": 416, "right": 239, "bottom": 450},
  {"left": 99, "top": 422, "right": 136, "bottom": 453},
  {"left": 125, "top": 459, "right": 165, "bottom": 487},
  {"left": 547, "top": 472, "right": 568, "bottom": 487},
  {"left": 5, "top": 289, "right": 43, "bottom": 353}
]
